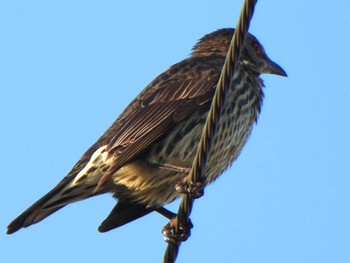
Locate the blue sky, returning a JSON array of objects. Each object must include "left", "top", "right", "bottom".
[{"left": 1, "top": 1, "right": 349, "bottom": 262}]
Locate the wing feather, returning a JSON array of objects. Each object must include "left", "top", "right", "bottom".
[{"left": 73, "top": 55, "right": 225, "bottom": 188}]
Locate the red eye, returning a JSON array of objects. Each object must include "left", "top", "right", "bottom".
[{"left": 253, "top": 43, "right": 261, "bottom": 54}]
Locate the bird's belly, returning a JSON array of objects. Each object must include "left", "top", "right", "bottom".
[{"left": 205, "top": 111, "right": 255, "bottom": 183}]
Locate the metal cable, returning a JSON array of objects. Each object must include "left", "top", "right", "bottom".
[{"left": 163, "top": 1, "right": 258, "bottom": 262}]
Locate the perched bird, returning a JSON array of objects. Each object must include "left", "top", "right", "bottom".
[{"left": 7, "top": 28, "right": 286, "bottom": 235}]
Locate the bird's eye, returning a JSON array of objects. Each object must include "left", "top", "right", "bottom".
[{"left": 253, "top": 43, "right": 261, "bottom": 54}]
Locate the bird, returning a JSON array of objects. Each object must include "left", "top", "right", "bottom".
[{"left": 7, "top": 28, "right": 287, "bottom": 235}]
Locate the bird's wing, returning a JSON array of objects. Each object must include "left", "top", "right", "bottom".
[{"left": 95, "top": 55, "right": 225, "bottom": 188}]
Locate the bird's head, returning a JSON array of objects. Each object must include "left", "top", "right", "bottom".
[
  {"left": 240, "top": 33, "right": 287, "bottom": 77},
  {"left": 192, "top": 28, "right": 287, "bottom": 77}
]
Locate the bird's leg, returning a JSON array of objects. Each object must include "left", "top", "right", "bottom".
[
  {"left": 162, "top": 216, "right": 193, "bottom": 244},
  {"left": 155, "top": 207, "right": 177, "bottom": 219},
  {"left": 149, "top": 162, "right": 191, "bottom": 174}
]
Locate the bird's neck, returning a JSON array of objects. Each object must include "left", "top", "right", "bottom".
[{"left": 225, "top": 64, "right": 265, "bottom": 121}]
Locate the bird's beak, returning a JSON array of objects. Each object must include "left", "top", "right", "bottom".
[{"left": 263, "top": 56, "right": 287, "bottom": 77}]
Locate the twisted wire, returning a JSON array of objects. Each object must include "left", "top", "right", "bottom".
[{"left": 163, "top": 1, "right": 258, "bottom": 262}]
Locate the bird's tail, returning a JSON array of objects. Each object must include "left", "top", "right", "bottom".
[
  {"left": 7, "top": 175, "right": 101, "bottom": 234},
  {"left": 7, "top": 146, "right": 109, "bottom": 234}
]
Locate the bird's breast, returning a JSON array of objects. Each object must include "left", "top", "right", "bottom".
[{"left": 204, "top": 75, "right": 263, "bottom": 183}]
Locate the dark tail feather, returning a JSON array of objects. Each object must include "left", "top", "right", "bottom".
[
  {"left": 98, "top": 202, "right": 154, "bottom": 233},
  {"left": 7, "top": 205, "right": 65, "bottom": 234},
  {"left": 7, "top": 176, "right": 94, "bottom": 235}
]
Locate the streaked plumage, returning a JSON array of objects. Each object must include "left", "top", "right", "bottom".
[{"left": 7, "top": 28, "right": 286, "bottom": 234}]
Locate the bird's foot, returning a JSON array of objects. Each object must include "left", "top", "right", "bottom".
[
  {"left": 162, "top": 217, "right": 193, "bottom": 244},
  {"left": 175, "top": 178, "right": 204, "bottom": 199}
]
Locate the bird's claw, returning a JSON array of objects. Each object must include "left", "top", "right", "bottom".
[
  {"left": 175, "top": 179, "right": 204, "bottom": 199},
  {"left": 162, "top": 217, "right": 193, "bottom": 244}
]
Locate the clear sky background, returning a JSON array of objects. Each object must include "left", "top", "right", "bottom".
[{"left": 1, "top": 1, "right": 349, "bottom": 262}]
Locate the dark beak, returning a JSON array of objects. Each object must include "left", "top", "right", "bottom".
[{"left": 263, "top": 56, "right": 287, "bottom": 77}]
